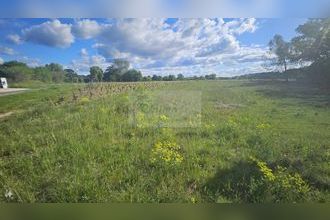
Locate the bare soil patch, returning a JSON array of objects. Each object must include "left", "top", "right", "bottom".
[{"left": 0, "top": 111, "right": 14, "bottom": 119}]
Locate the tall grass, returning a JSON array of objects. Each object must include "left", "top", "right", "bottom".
[{"left": 0, "top": 81, "right": 329, "bottom": 202}]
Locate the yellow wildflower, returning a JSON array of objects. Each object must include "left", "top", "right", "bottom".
[
  {"left": 256, "top": 123, "right": 271, "bottom": 130},
  {"left": 150, "top": 141, "right": 183, "bottom": 166},
  {"left": 159, "top": 114, "right": 169, "bottom": 122}
]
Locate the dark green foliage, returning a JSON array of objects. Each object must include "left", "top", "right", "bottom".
[
  {"left": 0, "top": 61, "right": 33, "bottom": 82},
  {"left": 33, "top": 67, "right": 52, "bottom": 82},
  {"left": 177, "top": 74, "right": 184, "bottom": 80},
  {"left": 152, "top": 75, "right": 163, "bottom": 81},
  {"left": 89, "top": 66, "right": 104, "bottom": 82},
  {"left": 64, "top": 69, "right": 83, "bottom": 83},
  {"left": 102, "top": 59, "right": 142, "bottom": 82},
  {"left": 0, "top": 61, "right": 86, "bottom": 84},
  {"left": 162, "top": 75, "right": 176, "bottom": 81},
  {"left": 122, "top": 69, "right": 142, "bottom": 82},
  {"left": 205, "top": 74, "right": 217, "bottom": 80}
]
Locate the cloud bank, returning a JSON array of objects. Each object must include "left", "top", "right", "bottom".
[{"left": 8, "top": 18, "right": 273, "bottom": 76}]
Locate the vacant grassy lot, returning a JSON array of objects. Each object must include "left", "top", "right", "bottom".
[{"left": 0, "top": 80, "right": 329, "bottom": 202}]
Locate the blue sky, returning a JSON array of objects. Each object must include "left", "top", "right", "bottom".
[{"left": 0, "top": 18, "right": 307, "bottom": 76}]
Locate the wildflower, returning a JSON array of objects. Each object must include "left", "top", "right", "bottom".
[
  {"left": 256, "top": 123, "right": 271, "bottom": 130},
  {"left": 190, "top": 197, "right": 197, "bottom": 203},
  {"left": 257, "top": 161, "right": 276, "bottom": 181},
  {"left": 159, "top": 114, "right": 168, "bottom": 122},
  {"left": 81, "top": 195, "right": 89, "bottom": 201},
  {"left": 150, "top": 141, "right": 183, "bottom": 166},
  {"left": 250, "top": 157, "right": 275, "bottom": 181},
  {"left": 5, "top": 189, "right": 14, "bottom": 200}
]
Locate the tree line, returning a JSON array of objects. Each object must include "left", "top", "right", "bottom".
[
  {"left": 0, "top": 58, "right": 220, "bottom": 84},
  {"left": 88, "top": 59, "right": 219, "bottom": 82},
  {"left": 0, "top": 61, "right": 85, "bottom": 83}
]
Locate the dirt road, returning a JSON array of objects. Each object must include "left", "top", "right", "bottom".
[{"left": 0, "top": 88, "right": 29, "bottom": 96}]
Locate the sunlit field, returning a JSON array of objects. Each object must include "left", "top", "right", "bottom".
[{"left": 0, "top": 80, "right": 329, "bottom": 202}]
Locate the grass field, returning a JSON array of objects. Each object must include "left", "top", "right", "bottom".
[{"left": 0, "top": 80, "right": 329, "bottom": 202}]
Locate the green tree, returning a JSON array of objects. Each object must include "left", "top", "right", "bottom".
[
  {"left": 163, "top": 75, "right": 176, "bottom": 81},
  {"left": 205, "top": 74, "right": 216, "bottom": 80},
  {"left": 269, "top": 34, "right": 291, "bottom": 73},
  {"left": 89, "top": 66, "right": 104, "bottom": 82},
  {"left": 45, "top": 63, "right": 65, "bottom": 83},
  {"left": 103, "top": 65, "right": 119, "bottom": 82},
  {"left": 122, "top": 69, "right": 142, "bottom": 82},
  {"left": 103, "top": 59, "right": 130, "bottom": 82},
  {"left": 33, "top": 66, "right": 52, "bottom": 82},
  {"left": 152, "top": 75, "right": 162, "bottom": 81},
  {"left": 64, "top": 69, "right": 80, "bottom": 83},
  {"left": 142, "top": 75, "right": 152, "bottom": 81},
  {"left": 291, "top": 18, "right": 330, "bottom": 63},
  {"left": 177, "top": 74, "right": 184, "bottom": 80},
  {"left": 0, "top": 61, "right": 33, "bottom": 82},
  {"left": 113, "top": 59, "right": 130, "bottom": 73}
]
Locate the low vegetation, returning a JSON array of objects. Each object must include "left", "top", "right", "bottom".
[
  {"left": 0, "top": 80, "right": 329, "bottom": 202},
  {"left": 0, "top": 18, "right": 329, "bottom": 203}
]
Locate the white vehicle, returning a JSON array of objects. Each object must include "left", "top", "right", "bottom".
[{"left": 0, "top": 77, "right": 8, "bottom": 89}]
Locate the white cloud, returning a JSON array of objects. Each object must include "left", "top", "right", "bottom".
[
  {"left": 0, "top": 46, "right": 15, "bottom": 55},
  {"left": 70, "top": 50, "right": 109, "bottom": 75},
  {"left": 236, "top": 18, "right": 258, "bottom": 34},
  {"left": 0, "top": 57, "right": 4, "bottom": 64},
  {"left": 88, "top": 18, "right": 264, "bottom": 76},
  {"left": 18, "top": 56, "right": 42, "bottom": 67},
  {"left": 22, "top": 19, "right": 74, "bottom": 48},
  {"left": 7, "top": 34, "right": 23, "bottom": 44},
  {"left": 10, "top": 18, "right": 267, "bottom": 76},
  {"left": 80, "top": 48, "right": 88, "bottom": 56},
  {"left": 72, "top": 19, "right": 102, "bottom": 39}
]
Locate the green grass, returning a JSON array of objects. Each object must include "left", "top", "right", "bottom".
[
  {"left": 0, "top": 84, "right": 81, "bottom": 114},
  {"left": 0, "top": 80, "right": 329, "bottom": 202}
]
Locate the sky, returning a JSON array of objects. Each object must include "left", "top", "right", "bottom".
[{"left": 0, "top": 18, "right": 307, "bottom": 76}]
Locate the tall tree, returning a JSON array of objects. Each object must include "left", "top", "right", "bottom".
[
  {"left": 45, "top": 63, "right": 65, "bottom": 83},
  {"left": 64, "top": 69, "right": 80, "bottom": 83},
  {"left": 177, "top": 74, "right": 184, "bottom": 80},
  {"left": 291, "top": 18, "right": 330, "bottom": 63},
  {"left": 103, "top": 59, "right": 132, "bottom": 82},
  {"left": 269, "top": 34, "right": 291, "bottom": 73},
  {"left": 122, "top": 69, "right": 142, "bottom": 82},
  {"left": 89, "top": 66, "right": 104, "bottom": 82},
  {"left": 113, "top": 59, "right": 130, "bottom": 73}
]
